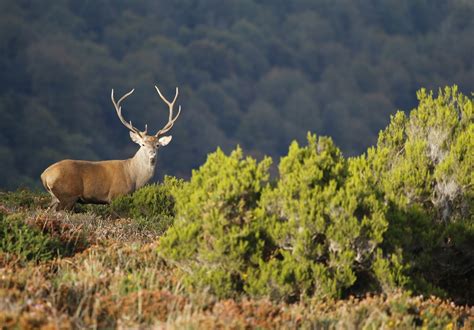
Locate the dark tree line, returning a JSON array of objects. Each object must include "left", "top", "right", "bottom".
[{"left": 1, "top": 0, "right": 473, "bottom": 189}]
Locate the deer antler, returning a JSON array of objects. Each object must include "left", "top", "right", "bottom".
[
  {"left": 111, "top": 88, "right": 148, "bottom": 136},
  {"left": 154, "top": 85, "right": 181, "bottom": 136}
]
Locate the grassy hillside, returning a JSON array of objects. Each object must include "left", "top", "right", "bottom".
[
  {"left": 0, "top": 191, "right": 472, "bottom": 329},
  {"left": 1, "top": 87, "right": 473, "bottom": 328}
]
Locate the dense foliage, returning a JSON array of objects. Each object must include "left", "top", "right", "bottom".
[
  {"left": 110, "top": 176, "right": 182, "bottom": 234},
  {"left": 253, "top": 134, "right": 395, "bottom": 300},
  {"left": 159, "top": 147, "right": 272, "bottom": 297},
  {"left": 159, "top": 87, "right": 473, "bottom": 304},
  {"left": 374, "top": 86, "right": 473, "bottom": 303},
  {"left": 1, "top": 0, "right": 474, "bottom": 188},
  {"left": 0, "top": 209, "right": 89, "bottom": 263},
  {"left": 0, "top": 212, "right": 60, "bottom": 262}
]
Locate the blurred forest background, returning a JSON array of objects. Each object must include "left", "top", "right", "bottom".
[{"left": 0, "top": 0, "right": 473, "bottom": 189}]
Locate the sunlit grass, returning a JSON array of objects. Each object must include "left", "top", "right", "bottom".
[{"left": 0, "top": 191, "right": 472, "bottom": 329}]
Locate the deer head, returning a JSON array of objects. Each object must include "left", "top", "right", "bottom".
[{"left": 111, "top": 85, "right": 181, "bottom": 166}]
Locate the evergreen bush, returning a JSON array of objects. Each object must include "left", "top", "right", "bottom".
[
  {"left": 158, "top": 147, "right": 273, "bottom": 298},
  {"left": 374, "top": 86, "right": 473, "bottom": 303},
  {"left": 158, "top": 86, "right": 472, "bottom": 303},
  {"left": 158, "top": 140, "right": 399, "bottom": 301},
  {"left": 0, "top": 212, "right": 62, "bottom": 262},
  {"left": 110, "top": 176, "right": 182, "bottom": 234},
  {"left": 0, "top": 189, "right": 49, "bottom": 210},
  {"left": 253, "top": 134, "right": 395, "bottom": 300}
]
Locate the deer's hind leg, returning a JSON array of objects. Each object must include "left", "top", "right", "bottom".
[
  {"left": 47, "top": 186, "right": 78, "bottom": 212},
  {"left": 44, "top": 184, "right": 60, "bottom": 211},
  {"left": 48, "top": 199, "right": 60, "bottom": 211}
]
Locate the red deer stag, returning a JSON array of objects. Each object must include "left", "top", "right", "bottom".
[{"left": 41, "top": 85, "right": 181, "bottom": 210}]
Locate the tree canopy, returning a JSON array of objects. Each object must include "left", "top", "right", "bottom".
[{"left": 1, "top": 0, "right": 473, "bottom": 189}]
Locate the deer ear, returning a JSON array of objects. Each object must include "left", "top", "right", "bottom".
[
  {"left": 158, "top": 135, "right": 172, "bottom": 146},
  {"left": 129, "top": 131, "right": 142, "bottom": 144}
]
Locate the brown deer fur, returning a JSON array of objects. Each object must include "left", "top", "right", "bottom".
[{"left": 40, "top": 86, "right": 180, "bottom": 211}]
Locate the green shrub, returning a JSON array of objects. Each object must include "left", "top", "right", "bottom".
[
  {"left": 253, "top": 134, "right": 395, "bottom": 300},
  {"left": 110, "top": 176, "right": 182, "bottom": 235},
  {"left": 0, "top": 189, "right": 49, "bottom": 210},
  {"left": 374, "top": 86, "right": 473, "bottom": 303},
  {"left": 158, "top": 147, "right": 273, "bottom": 298},
  {"left": 158, "top": 141, "right": 401, "bottom": 301},
  {"left": 158, "top": 86, "right": 472, "bottom": 303},
  {"left": 0, "top": 212, "right": 62, "bottom": 262}
]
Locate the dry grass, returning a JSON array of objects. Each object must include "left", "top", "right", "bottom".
[{"left": 0, "top": 197, "right": 472, "bottom": 329}]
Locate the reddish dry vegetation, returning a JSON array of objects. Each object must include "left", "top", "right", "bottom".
[
  {"left": 1, "top": 241, "right": 472, "bottom": 329},
  {"left": 29, "top": 214, "right": 91, "bottom": 253},
  {"left": 0, "top": 199, "right": 472, "bottom": 329}
]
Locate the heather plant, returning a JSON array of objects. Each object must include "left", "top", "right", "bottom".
[
  {"left": 0, "top": 189, "right": 49, "bottom": 210},
  {"left": 0, "top": 212, "right": 62, "bottom": 262}
]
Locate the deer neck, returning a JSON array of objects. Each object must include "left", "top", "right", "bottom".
[{"left": 128, "top": 147, "right": 157, "bottom": 189}]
